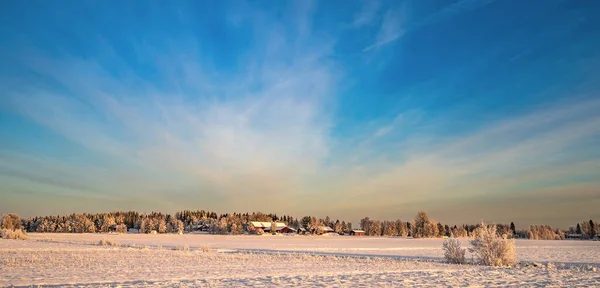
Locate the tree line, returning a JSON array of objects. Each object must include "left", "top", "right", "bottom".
[{"left": 2, "top": 210, "right": 598, "bottom": 240}]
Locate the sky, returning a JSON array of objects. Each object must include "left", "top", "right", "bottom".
[{"left": 0, "top": 0, "right": 599, "bottom": 228}]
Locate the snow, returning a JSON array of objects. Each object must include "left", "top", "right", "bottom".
[{"left": 1, "top": 234, "right": 599, "bottom": 287}]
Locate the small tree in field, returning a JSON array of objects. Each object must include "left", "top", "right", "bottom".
[{"left": 469, "top": 222, "right": 517, "bottom": 267}]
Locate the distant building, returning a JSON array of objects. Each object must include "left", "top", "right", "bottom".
[
  {"left": 249, "top": 222, "right": 296, "bottom": 233},
  {"left": 566, "top": 233, "right": 582, "bottom": 239},
  {"left": 350, "top": 230, "right": 365, "bottom": 236},
  {"left": 322, "top": 226, "right": 336, "bottom": 234}
]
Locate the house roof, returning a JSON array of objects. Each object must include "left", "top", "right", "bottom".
[
  {"left": 250, "top": 221, "right": 287, "bottom": 228},
  {"left": 250, "top": 222, "right": 287, "bottom": 229},
  {"left": 352, "top": 229, "right": 365, "bottom": 233},
  {"left": 322, "top": 226, "right": 335, "bottom": 232}
]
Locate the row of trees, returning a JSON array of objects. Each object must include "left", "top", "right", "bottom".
[
  {"left": 19, "top": 210, "right": 299, "bottom": 235},
  {"left": 358, "top": 212, "right": 514, "bottom": 239},
  {"left": 7, "top": 210, "right": 598, "bottom": 240}
]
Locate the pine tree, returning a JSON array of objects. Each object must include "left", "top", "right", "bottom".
[
  {"left": 324, "top": 216, "right": 331, "bottom": 227},
  {"left": 360, "top": 217, "right": 371, "bottom": 235},
  {"left": 590, "top": 220, "right": 596, "bottom": 238},
  {"left": 576, "top": 223, "right": 582, "bottom": 235},
  {"left": 301, "top": 216, "right": 311, "bottom": 230},
  {"left": 510, "top": 222, "right": 516, "bottom": 235},
  {"left": 437, "top": 222, "right": 445, "bottom": 238}
]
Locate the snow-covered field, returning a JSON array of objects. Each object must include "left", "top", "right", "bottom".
[{"left": 1, "top": 234, "right": 599, "bottom": 287}]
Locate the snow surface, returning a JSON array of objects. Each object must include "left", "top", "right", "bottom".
[{"left": 1, "top": 234, "right": 599, "bottom": 287}]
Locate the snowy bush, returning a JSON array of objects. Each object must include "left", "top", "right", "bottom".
[
  {"left": 98, "top": 238, "right": 120, "bottom": 247},
  {"left": 174, "top": 245, "right": 190, "bottom": 251},
  {"left": 1, "top": 214, "right": 23, "bottom": 231},
  {"left": 443, "top": 239, "right": 466, "bottom": 264},
  {"left": 199, "top": 244, "right": 212, "bottom": 252},
  {"left": 0, "top": 228, "right": 29, "bottom": 240},
  {"left": 469, "top": 223, "right": 517, "bottom": 266}
]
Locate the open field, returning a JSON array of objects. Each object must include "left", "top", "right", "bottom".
[{"left": 1, "top": 234, "right": 600, "bottom": 287}]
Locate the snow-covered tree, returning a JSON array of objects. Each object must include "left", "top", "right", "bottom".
[
  {"left": 412, "top": 211, "right": 432, "bottom": 238},
  {"left": 1, "top": 214, "right": 22, "bottom": 231},
  {"left": 271, "top": 221, "right": 277, "bottom": 234},
  {"left": 371, "top": 220, "right": 382, "bottom": 236},
  {"left": 307, "top": 217, "right": 323, "bottom": 235},
  {"left": 100, "top": 216, "right": 116, "bottom": 233},
  {"left": 334, "top": 220, "right": 343, "bottom": 234},
  {"left": 141, "top": 218, "right": 154, "bottom": 234},
  {"left": 437, "top": 222, "right": 445, "bottom": 238},
  {"left": 231, "top": 223, "right": 242, "bottom": 235},
  {"left": 157, "top": 218, "right": 167, "bottom": 234},
  {"left": 396, "top": 219, "right": 408, "bottom": 237},
  {"left": 382, "top": 221, "right": 397, "bottom": 236},
  {"left": 360, "top": 217, "right": 371, "bottom": 235}
]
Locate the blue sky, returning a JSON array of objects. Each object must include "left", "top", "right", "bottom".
[{"left": 1, "top": 0, "right": 599, "bottom": 227}]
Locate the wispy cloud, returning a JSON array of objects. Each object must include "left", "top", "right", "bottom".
[
  {"left": 352, "top": 1, "right": 381, "bottom": 27},
  {"left": 363, "top": 9, "right": 405, "bottom": 51},
  {"left": 363, "top": 0, "right": 497, "bottom": 51}
]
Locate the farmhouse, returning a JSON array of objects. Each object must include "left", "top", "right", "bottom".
[
  {"left": 249, "top": 222, "right": 296, "bottom": 233},
  {"left": 350, "top": 229, "right": 365, "bottom": 236}
]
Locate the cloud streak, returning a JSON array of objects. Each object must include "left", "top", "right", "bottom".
[{"left": 363, "top": 0, "right": 497, "bottom": 51}]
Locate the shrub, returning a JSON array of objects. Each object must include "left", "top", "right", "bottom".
[
  {"left": 442, "top": 239, "right": 466, "bottom": 264},
  {"left": 0, "top": 228, "right": 29, "bottom": 240},
  {"left": 98, "top": 238, "right": 120, "bottom": 247},
  {"left": 199, "top": 244, "right": 212, "bottom": 252},
  {"left": 255, "top": 228, "right": 265, "bottom": 235},
  {"left": 469, "top": 222, "right": 517, "bottom": 266},
  {"left": 1, "top": 214, "right": 22, "bottom": 231},
  {"left": 174, "top": 245, "right": 190, "bottom": 251}
]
